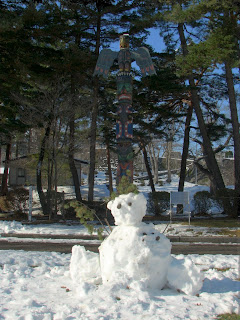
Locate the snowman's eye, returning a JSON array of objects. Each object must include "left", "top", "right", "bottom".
[
  {"left": 117, "top": 203, "right": 121, "bottom": 209},
  {"left": 128, "top": 202, "right": 132, "bottom": 206}
]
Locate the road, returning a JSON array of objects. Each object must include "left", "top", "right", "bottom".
[{"left": 0, "top": 234, "right": 239, "bottom": 255}]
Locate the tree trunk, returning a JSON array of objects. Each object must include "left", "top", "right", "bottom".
[
  {"left": 166, "top": 139, "right": 172, "bottom": 183},
  {"left": 139, "top": 139, "right": 155, "bottom": 193},
  {"left": 47, "top": 155, "right": 53, "bottom": 219},
  {"left": 147, "top": 142, "right": 159, "bottom": 185},
  {"left": 178, "top": 23, "right": 226, "bottom": 193},
  {"left": 15, "top": 138, "right": 19, "bottom": 158},
  {"left": 88, "top": 80, "right": 98, "bottom": 202},
  {"left": 37, "top": 126, "right": 50, "bottom": 215},
  {"left": 225, "top": 60, "right": 240, "bottom": 217},
  {"left": 88, "top": 11, "right": 101, "bottom": 202},
  {"left": 209, "top": 178, "right": 217, "bottom": 195},
  {"left": 27, "top": 129, "right": 32, "bottom": 154},
  {"left": 139, "top": 139, "right": 161, "bottom": 214},
  {"left": 153, "top": 151, "right": 159, "bottom": 185},
  {"left": 178, "top": 103, "right": 193, "bottom": 191},
  {"left": 67, "top": 19, "right": 83, "bottom": 203},
  {"left": 68, "top": 116, "right": 82, "bottom": 202},
  {"left": 54, "top": 155, "right": 58, "bottom": 218},
  {"left": 177, "top": 103, "right": 193, "bottom": 214},
  {"left": 106, "top": 142, "right": 113, "bottom": 195},
  {"left": 1, "top": 141, "right": 11, "bottom": 196},
  {"left": 190, "top": 78, "right": 225, "bottom": 191}
]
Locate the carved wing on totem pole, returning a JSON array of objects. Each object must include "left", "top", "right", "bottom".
[
  {"left": 131, "top": 47, "right": 156, "bottom": 77},
  {"left": 93, "top": 49, "right": 118, "bottom": 79}
]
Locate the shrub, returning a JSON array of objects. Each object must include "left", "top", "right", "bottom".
[
  {"left": 4, "top": 187, "right": 29, "bottom": 219},
  {"left": 214, "top": 188, "right": 239, "bottom": 217},
  {"left": 0, "top": 196, "right": 12, "bottom": 212},
  {"left": 193, "top": 191, "right": 213, "bottom": 215},
  {"left": 147, "top": 191, "right": 170, "bottom": 216},
  {"left": 8, "top": 187, "right": 29, "bottom": 212},
  {"left": 64, "top": 200, "right": 104, "bottom": 240},
  {"left": 110, "top": 174, "right": 138, "bottom": 200}
]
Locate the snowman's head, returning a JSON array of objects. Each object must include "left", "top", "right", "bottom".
[{"left": 107, "top": 193, "right": 147, "bottom": 226}]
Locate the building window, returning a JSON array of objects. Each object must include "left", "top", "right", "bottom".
[{"left": 18, "top": 168, "right": 25, "bottom": 178}]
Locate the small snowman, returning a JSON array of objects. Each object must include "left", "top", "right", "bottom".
[
  {"left": 70, "top": 192, "right": 203, "bottom": 295},
  {"left": 99, "top": 192, "right": 172, "bottom": 290}
]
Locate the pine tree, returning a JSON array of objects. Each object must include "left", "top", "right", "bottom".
[
  {"left": 146, "top": 2, "right": 226, "bottom": 191},
  {"left": 132, "top": 51, "right": 186, "bottom": 188},
  {"left": 169, "top": 0, "right": 239, "bottom": 214},
  {"left": 98, "top": 77, "right": 118, "bottom": 195},
  {"left": 0, "top": 1, "right": 30, "bottom": 194},
  {"left": 203, "top": 0, "right": 240, "bottom": 215}
]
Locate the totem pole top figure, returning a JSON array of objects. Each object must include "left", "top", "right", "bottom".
[{"left": 93, "top": 33, "right": 156, "bottom": 78}]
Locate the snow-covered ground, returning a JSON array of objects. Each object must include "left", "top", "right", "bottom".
[
  {"left": 0, "top": 174, "right": 238, "bottom": 239},
  {"left": 0, "top": 174, "right": 239, "bottom": 319},
  {"left": 27, "top": 173, "right": 224, "bottom": 216},
  {"left": 1, "top": 218, "right": 238, "bottom": 239},
  {"left": 0, "top": 251, "right": 239, "bottom": 319}
]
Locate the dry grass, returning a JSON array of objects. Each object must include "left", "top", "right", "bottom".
[
  {"left": 216, "top": 229, "right": 240, "bottom": 237},
  {"left": 195, "top": 231, "right": 203, "bottom": 236},
  {"left": 214, "top": 267, "right": 231, "bottom": 272},
  {"left": 201, "top": 267, "right": 231, "bottom": 272},
  {"left": 180, "top": 219, "right": 239, "bottom": 229},
  {"left": 215, "top": 314, "right": 240, "bottom": 320}
]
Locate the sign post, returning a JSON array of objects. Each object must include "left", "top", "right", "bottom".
[{"left": 28, "top": 186, "right": 33, "bottom": 222}]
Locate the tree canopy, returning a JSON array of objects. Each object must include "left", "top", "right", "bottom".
[{"left": 0, "top": 0, "right": 239, "bottom": 216}]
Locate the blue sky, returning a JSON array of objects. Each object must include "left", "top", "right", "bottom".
[{"left": 146, "top": 28, "right": 166, "bottom": 52}]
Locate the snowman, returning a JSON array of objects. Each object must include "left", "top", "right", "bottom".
[
  {"left": 70, "top": 192, "right": 203, "bottom": 295},
  {"left": 99, "top": 192, "right": 172, "bottom": 290}
]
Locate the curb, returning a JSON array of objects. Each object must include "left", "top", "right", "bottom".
[{"left": 1, "top": 233, "right": 239, "bottom": 243}]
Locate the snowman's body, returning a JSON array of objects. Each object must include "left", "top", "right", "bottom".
[{"left": 99, "top": 193, "right": 171, "bottom": 289}]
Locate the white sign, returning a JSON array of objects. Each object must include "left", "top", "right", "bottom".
[
  {"left": 170, "top": 191, "right": 189, "bottom": 205},
  {"left": 170, "top": 191, "right": 191, "bottom": 226}
]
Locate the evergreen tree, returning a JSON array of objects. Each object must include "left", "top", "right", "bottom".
[
  {"left": 195, "top": 0, "right": 240, "bottom": 214},
  {"left": 0, "top": 1, "right": 30, "bottom": 194},
  {"left": 133, "top": 51, "right": 186, "bottom": 188},
  {"left": 169, "top": 0, "right": 239, "bottom": 214},
  {"left": 98, "top": 76, "right": 117, "bottom": 195},
  {"left": 143, "top": 2, "right": 227, "bottom": 192}
]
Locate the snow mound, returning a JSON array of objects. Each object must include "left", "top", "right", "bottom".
[
  {"left": 70, "top": 245, "right": 101, "bottom": 285},
  {"left": 167, "top": 257, "right": 204, "bottom": 295}
]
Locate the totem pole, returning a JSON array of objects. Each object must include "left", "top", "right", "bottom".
[{"left": 93, "top": 34, "right": 156, "bottom": 184}]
